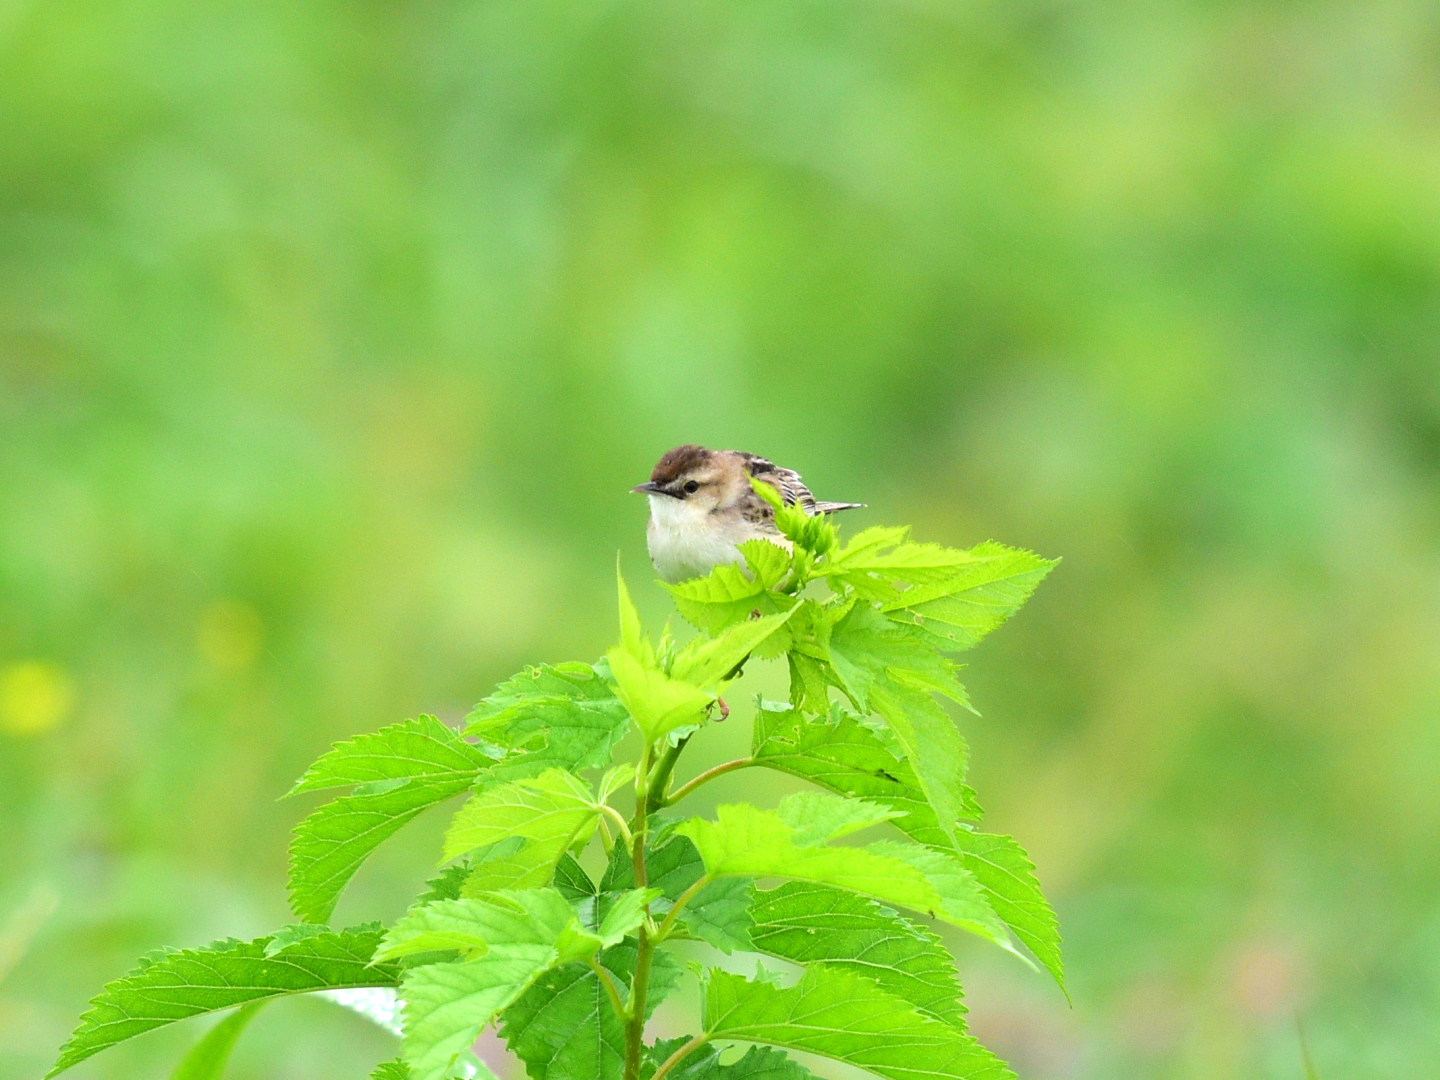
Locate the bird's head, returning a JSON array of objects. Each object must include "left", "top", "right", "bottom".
[{"left": 632, "top": 444, "right": 741, "bottom": 514}]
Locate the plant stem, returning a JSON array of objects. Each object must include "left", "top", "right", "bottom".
[
  {"left": 588, "top": 956, "right": 627, "bottom": 1020},
  {"left": 654, "top": 876, "right": 709, "bottom": 942},
  {"left": 661, "top": 757, "right": 756, "bottom": 807},
  {"left": 623, "top": 745, "right": 654, "bottom": 1080},
  {"left": 648, "top": 1032, "right": 710, "bottom": 1080},
  {"left": 647, "top": 733, "right": 691, "bottom": 804},
  {"left": 597, "top": 803, "right": 634, "bottom": 849}
]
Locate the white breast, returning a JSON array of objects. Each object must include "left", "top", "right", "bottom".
[{"left": 645, "top": 495, "right": 784, "bottom": 583}]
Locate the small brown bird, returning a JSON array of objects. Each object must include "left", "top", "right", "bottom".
[{"left": 632, "top": 445, "right": 864, "bottom": 583}]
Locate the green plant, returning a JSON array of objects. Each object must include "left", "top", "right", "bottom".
[{"left": 50, "top": 489, "right": 1061, "bottom": 1080}]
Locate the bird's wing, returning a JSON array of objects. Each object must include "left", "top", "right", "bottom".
[
  {"left": 736, "top": 452, "right": 819, "bottom": 513},
  {"left": 737, "top": 453, "right": 864, "bottom": 516}
]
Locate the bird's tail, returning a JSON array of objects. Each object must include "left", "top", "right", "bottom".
[{"left": 813, "top": 501, "right": 866, "bottom": 514}]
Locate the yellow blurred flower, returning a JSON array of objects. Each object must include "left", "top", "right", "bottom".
[
  {"left": 0, "top": 661, "right": 75, "bottom": 737},
  {"left": 197, "top": 599, "right": 265, "bottom": 671}
]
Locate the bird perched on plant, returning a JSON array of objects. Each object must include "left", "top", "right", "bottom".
[{"left": 632, "top": 444, "right": 864, "bottom": 583}]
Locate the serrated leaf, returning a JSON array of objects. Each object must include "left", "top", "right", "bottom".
[
  {"left": 169, "top": 1001, "right": 266, "bottom": 1080},
  {"left": 597, "top": 888, "right": 661, "bottom": 946},
  {"left": 262, "top": 924, "right": 330, "bottom": 957},
  {"left": 665, "top": 542, "right": 796, "bottom": 636},
  {"left": 879, "top": 542, "right": 1057, "bottom": 651},
  {"left": 751, "top": 709, "right": 1062, "bottom": 991},
  {"left": 748, "top": 476, "right": 838, "bottom": 559},
  {"left": 748, "top": 882, "right": 965, "bottom": 1027},
  {"left": 419, "top": 861, "right": 474, "bottom": 904},
  {"left": 458, "top": 837, "right": 555, "bottom": 896},
  {"left": 617, "top": 565, "right": 657, "bottom": 667},
  {"left": 401, "top": 955, "right": 550, "bottom": 1080},
  {"left": 500, "top": 942, "right": 682, "bottom": 1080},
  {"left": 827, "top": 604, "right": 974, "bottom": 846},
  {"left": 703, "top": 966, "right": 1013, "bottom": 1080},
  {"left": 737, "top": 539, "right": 792, "bottom": 589},
  {"left": 647, "top": 1037, "right": 819, "bottom": 1079},
  {"left": 288, "top": 777, "right": 473, "bottom": 923},
  {"left": 676, "top": 877, "right": 756, "bottom": 954},
  {"left": 604, "top": 835, "right": 755, "bottom": 953},
  {"left": 605, "top": 646, "right": 714, "bottom": 745},
  {"left": 443, "top": 769, "right": 600, "bottom": 875},
  {"left": 752, "top": 703, "right": 982, "bottom": 828},
  {"left": 499, "top": 954, "right": 627, "bottom": 1080},
  {"left": 379, "top": 890, "right": 585, "bottom": 962},
  {"left": 948, "top": 830, "right": 1064, "bottom": 993},
  {"left": 370, "top": 1062, "right": 411, "bottom": 1080},
  {"left": 786, "top": 653, "right": 831, "bottom": 714},
  {"left": 463, "top": 663, "right": 631, "bottom": 779},
  {"left": 674, "top": 805, "right": 1008, "bottom": 947},
  {"left": 49, "top": 927, "right": 400, "bottom": 1077},
  {"left": 393, "top": 890, "right": 602, "bottom": 1080},
  {"left": 551, "top": 855, "right": 595, "bottom": 903},
  {"left": 773, "top": 791, "right": 904, "bottom": 846},
  {"left": 670, "top": 607, "right": 796, "bottom": 691},
  {"left": 865, "top": 842, "right": 1018, "bottom": 960},
  {"left": 288, "top": 716, "right": 492, "bottom": 796}
]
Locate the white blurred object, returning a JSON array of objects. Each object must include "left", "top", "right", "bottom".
[{"left": 320, "top": 987, "right": 404, "bottom": 1036}]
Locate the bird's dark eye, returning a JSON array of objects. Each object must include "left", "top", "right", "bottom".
[{"left": 683, "top": 480, "right": 700, "bottom": 494}]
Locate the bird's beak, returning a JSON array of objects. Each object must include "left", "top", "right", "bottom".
[{"left": 631, "top": 481, "right": 677, "bottom": 497}]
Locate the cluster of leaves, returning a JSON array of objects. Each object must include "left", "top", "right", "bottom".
[{"left": 51, "top": 484, "right": 1059, "bottom": 1080}]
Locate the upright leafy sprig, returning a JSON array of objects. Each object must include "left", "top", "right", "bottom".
[{"left": 51, "top": 495, "right": 1059, "bottom": 1080}]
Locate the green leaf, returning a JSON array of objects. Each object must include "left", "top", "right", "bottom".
[
  {"left": 647, "top": 1037, "right": 819, "bottom": 1079},
  {"left": 666, "top": 541, "right": 796, "bottom": 636},
  {"left": 169, "top": 1001, "right": 267, "bottom": 1080},
  {"left": 379, "top": 890, "right": 592, "bottom": 962},
  {"left": 464, "top": 663, "right": 632, "bottom": 778},
  {"left": 288, "top": 777, "right": 473, "bottom": 923},
  {"left": 597, "top": 887, "right": 661, "bottom": 945},
  {"left": 392, "top": 890, "right": 600, "bottom": 1080},
  {"left": 49, "top": 927, "right": 400, "bottom": 1077},
  {"left": 605, "top": 645, "right": 714, "bottom": 746},
  {"left": 747, "top": 475, "right": 837, "bottom": 560},
  {"left": 675, "top": 877, "right": 756, "bottom": 954},
  {"left": 703, "top": 966, "right": 1013, "bottom": 1080},
  {"left": 616, "top": 565, "right": 656, "bottom": 666},
  {"left": 947, "top": 830, "right": 1064, "bottom": 993},
  {"left": 262, "top": 923, "right": 330, "bottom": 956},
  {"left": 551, "top": 854, "right": 596, "bottom": 903},
  {"left": 866, "top": 841, "right": 1019, "bottom": 957},
  {"left": 499, "top": 954, "right": 627, "bottom": 1080},
  {"left": 674, "top": 805, "right": 1009, "bottom": 947},
  {"left": 878, "top": 542, "right": 1056, "bottom": 651},
  {"left": 604, "top": 835, "right": 755, "bottom": 953},
  {"left": 751, "top": 707, "right": 1063, "bottom": 991},
  {"left": 773, "top": 790, "right": 905, "bottom": 846},
  {"left": 827, "top": 604, "right": 975, "bottom": 845},
  {"left": 418, "top": 861, "right": 474, "bottom": 904},
  {"left": 748, "top": 882, "right": 965, "bottom": 1027},
  {"left": 443, "top": 769, "right": 601, "bottom": 881},
  {"left": 500, "top": 943, "right": 682, "bottom": 1080},
  {"left": 370, "top": 1063, "right": 411, "bottom": 1080},
  {"left": 287, "top": 716, "right": 493, "bottom": 796},
  {"left": 670, "top": 607, "right": 797, "bottom": 691},
  {"left": 752, "top": 702, "right": 981, "bottom": 830}
]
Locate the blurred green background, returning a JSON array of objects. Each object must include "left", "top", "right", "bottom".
[{"left": 3, "top": 0, "right": 1440, "bottom": 1077}]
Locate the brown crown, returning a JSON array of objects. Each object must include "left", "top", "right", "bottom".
[{"left": 649, "top": 444, "right": 713, "bottom": 484}]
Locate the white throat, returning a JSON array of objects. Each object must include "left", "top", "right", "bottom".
[{"left": 645, "top": 494, "right": 754, "bottom": 584}]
